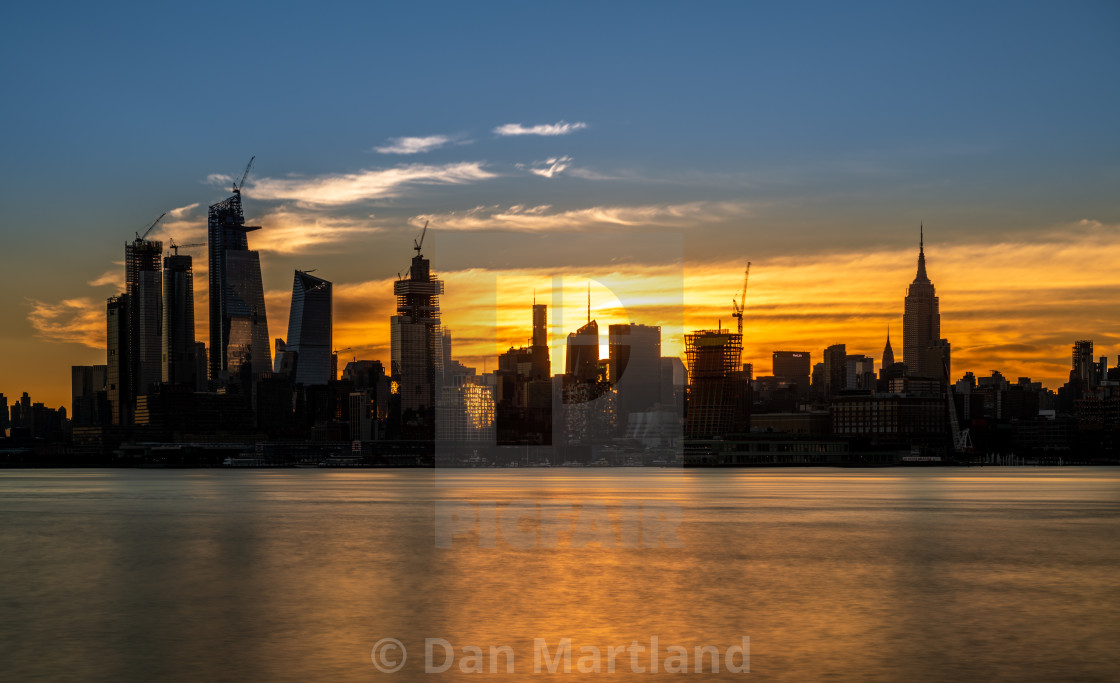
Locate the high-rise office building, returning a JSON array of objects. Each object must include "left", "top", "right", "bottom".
[
  {"left": 565, "top": 320, "right": 600, "bottom": 382},
  {"left": 71, "top": 365, "right": 108, "bottom": 427},
  {"left": 609, "top": 323, "right": 661, "bottom": 418},
  {"left": 1072, "top": 340, "right": 1096, "bottom": 391},
  {"left": 391, "top": 236, "right": 444, "bottom": 416},
  {"left": 162, "top": 250, "right": 197, "bottom": 388},
  {"left": 126, "top": 237, "right": 163, "bottom": 397},
  {"left": 208, "top": 183, "right": 271, "bottom": 383},
  {"left": 903, "top": 227, "right": 947, "bottom": 379},
  {"left": 284, "top": 270, "right": 333, "bottom": 386},
  {"left": 772, "top": 351, "right": 811, "bottom": 396},
  {"left": 823, "top": 343, "right": 846, "bottom": 397},
  {"left": 106, "top": 294, "right": 131, "bottom": 425}
]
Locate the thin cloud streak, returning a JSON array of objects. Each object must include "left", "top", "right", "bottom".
[
  {"left": 493, "top": 121, "right": 588, "bottom": 136},
  {"left": 374, "top": 135, "right": 452, "bottom": 155},
  {"left": 247, "top": 162, "right": 497, "bottom": 206},
  {"left": 528, "top": 156, "right": 573, "bottom": 178},
  {"left": 412, "top": 201, "right": 752, "bottom": 232}
]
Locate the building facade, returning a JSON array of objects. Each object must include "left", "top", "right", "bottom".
[
  {"left": 207, "top": 187, "right": 270, "bottom": 383},
  {"left": 162, "top": 252, "right": 197, "bottom": 388},
  {"left": 284, "top": 270, "right": 333, "bottom": 386}
]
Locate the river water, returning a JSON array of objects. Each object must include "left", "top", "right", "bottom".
[{"left": 1, "top": 468, "right": 1117, "bottom": 681}]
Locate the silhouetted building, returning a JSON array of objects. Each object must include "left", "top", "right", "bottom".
[
  {"left": 609, "top": 323, "right": 662, "bottom": 420},
  {"left": 162, "top": 251, "right": 197, "bottom": 388},
  {"left": 772, "top": 351, "right": 811, "bottom": 397},
  {"left": 684, "top": 328, "right": 749, "bottom": 438},
  {"left": 823, "top": 344, "right": 846, "bottom": 398},
  {"left": 106, "top": 294, "right": 131, "bottom": 425},
  {"left": 882, "top": 328, "right": 895, "bottom": 369},
  {"left": 495, "top": 304, "right": 553, "bottom": 445},
  {"left": 566, "top": 320, "right": 600, "bottom": 383},
  {"left": 71, "top": 365, "right": 109, "bottom": 427},
  {"left": 391, "top": 234, "right": 444, "bottom": 438},
  {"left": 126, "top": 236, "right": 163, "bottom": 398},
  {"left": 208, "top": 182, "right": 271, "bottom": 384},
  {"left": 903, "top": 227, "right": 949, "bottom": 380},
  {"left": 284, "top": 270, "right": 333, "bottom": 385}
]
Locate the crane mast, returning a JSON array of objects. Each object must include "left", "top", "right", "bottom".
[{"left": 731, "top": 262, "right": 751, "bottom": 335}]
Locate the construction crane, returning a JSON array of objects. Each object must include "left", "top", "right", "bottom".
[
  {"left": 413, "top": 220, "right": 429, "bottom": 256},
  {"left": 135, "top": 212, "right": 167, "bottom": 241},
  {"left": 167, "top": 238, "right": 205, "bottom": 255},
  {"left": 232, "top": 156, "right": 255, "bottom": 194},
  {"left": 731, "top": 262, "right": 751, "bottom": 335}
]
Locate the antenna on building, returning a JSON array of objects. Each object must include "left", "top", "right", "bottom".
[{"left": 587, "top": 282, "right": 591, "bottom": 324}]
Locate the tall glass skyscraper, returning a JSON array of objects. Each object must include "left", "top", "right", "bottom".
[
  {"left": 284, "top": 270, "right": 332, "bottom": 386},
  {"left": 126, "top": 237, "right": 163, "bottom": 398},
  {"left": 162, "top": 251, "right": 196, "bottom": 388},
  {"left": 207, "top": 186, "right": 270, "bottom": 383}
]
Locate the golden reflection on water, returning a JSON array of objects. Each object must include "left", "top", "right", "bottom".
[{"left": 0, "top": 468, "right": 1117, "bottom": 681}]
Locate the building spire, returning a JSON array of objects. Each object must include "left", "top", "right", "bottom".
[
  {"left": 914, "top": 223, "right": 929, "bottom": 283},
  {"left": 882, "top": 323, "right": 896, "bottom": 368},
  {"left": 587, "top": 282, "right": 591, "bottom": 324}
]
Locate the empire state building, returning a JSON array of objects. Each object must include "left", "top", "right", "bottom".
[{"left": 903, "top": 227, "right": 950, "bottom": 380}]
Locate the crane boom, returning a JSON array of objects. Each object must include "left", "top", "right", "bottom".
[
  {"left": 137, "top": 212, "right": 167, "bottom": 241},
  {"left": 413, "top": 220, "right": 429, "bottom": 256},
  {"left": 234, "top": 156, "right": 255, "bottom": 193}
]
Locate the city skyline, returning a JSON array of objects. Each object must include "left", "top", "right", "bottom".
[
  {"left": 3, "top": 2, "right": 1119, "bottom": 409},
  {"left": 7, "top": 218, "right": 1119, "bottom": 409}
]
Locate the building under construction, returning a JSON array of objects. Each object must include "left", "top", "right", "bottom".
[
  {"left": 207, "top": 159, "right": 271, "bottom": 384},
  {"left": 684, "top": 328, "right": 750, "bottom": 438},
  {"left": 390, "top": 224, "right": 444, "bottom": 438}
]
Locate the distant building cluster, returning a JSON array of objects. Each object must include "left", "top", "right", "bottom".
[{"left": 3, "top": 184, "right": 1119, "bottom": 466}]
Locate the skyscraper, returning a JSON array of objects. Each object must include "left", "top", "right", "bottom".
[
  {"left": 823, "top": 343, "right": 846, "bottom": 397},
  {"left": 903, "top": 227, "right": 947, "bottom": 379},
  {"left": 284, "top": 270, "right": 333, "bottom": 386},
  {"left": 391, "top": 231, "right": 444, "bottom": 418},
  {"left": 208, "top": 179, "right": 271, "bottom": 384},
  {"left": 881, "top": 327, "right": 895, "bottom": 370},
  {"left": 609, "top": 323, "right": 661, "bottom": 418},
  {"left": 162, "top": 250, "right": 197, "bottom": 388},
  {"left": 772, "top": 351, "right": 811, "bottom": 397},
  {"left": 566, "top": 320, "right": 600, "bottom": 382},
  {"left": 106, "top": 294, "right": 131, "bottom": 425},
  {"left": 126, "top": 237, "right": 163, "bottom": 397}
]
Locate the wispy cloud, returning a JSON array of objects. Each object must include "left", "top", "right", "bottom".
[
  {"left": 88, "top": 269, "right": 124, "bottom": 289},
  {"left": 247, "top": 162, "right": 497, "bottom": 206},
  {"left": 205, "top": 173, "right": 233, "bottom": 186},
  {"left": 374, "top": 135, "right": 452, "bottom": 155},
  {"left": 493, "top": 120, "right": 588, "bottom": 136},
  {"left": 26, "top": 298, "right": 105, "bottom": 349},
  {"left": 411, "top": 201, "right": 751, "bottom": 232},
  {"left": 249, "top": 207, "right": 385, "bottom": 254},
  {"left": 524, "top": 155, "right": 573, "bottom": 179}
]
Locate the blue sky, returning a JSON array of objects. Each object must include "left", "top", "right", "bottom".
[{"left": 2, "top": 1, "right": 1119, "bottom": 407}]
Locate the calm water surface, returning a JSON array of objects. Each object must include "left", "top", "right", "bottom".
[{"left": 1, "top": 468, "right": 1118, "bottom": 681}]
